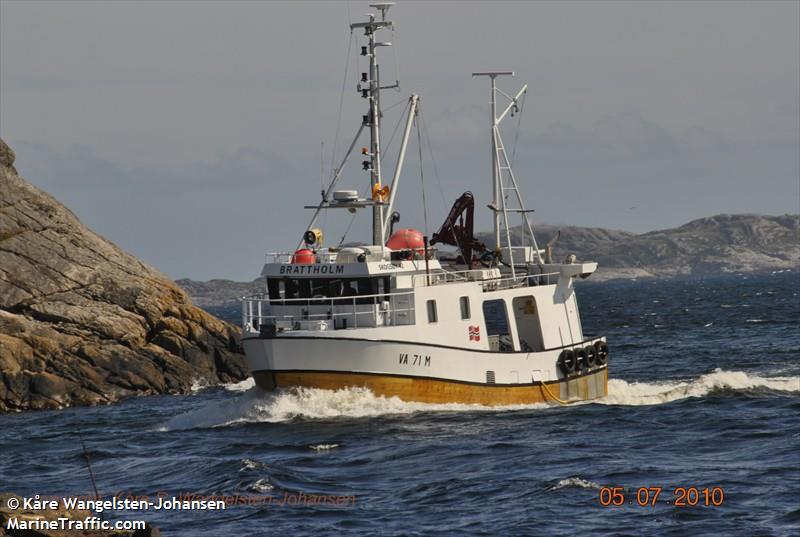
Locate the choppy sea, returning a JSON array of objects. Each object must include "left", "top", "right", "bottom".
[{"left": 2, "top": 272, "right": 798, "bottom": 536}]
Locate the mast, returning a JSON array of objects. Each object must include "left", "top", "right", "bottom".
[
  {"left": 472, "top": 71, "right": 542, "bottom": 275},
  {"left": 302, "top": 5, "right": 413, "bottom": 249},
  {"left": 472, "top": 72, "right": 512, "bottom": 251},
  {"left": 351, "top": 3, "right": 397, "bottom": 245}
]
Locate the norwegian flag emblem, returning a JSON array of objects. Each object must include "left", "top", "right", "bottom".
[{"left": 468, "top": 325, "right": 481, "bottom": 342}]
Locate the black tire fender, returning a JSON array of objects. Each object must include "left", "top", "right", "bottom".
[
  {"left": 575, "top": 346, "right": 589, "bottom": 372},
  {"left": 585, "top": 345, "right": 598, "bottom": 368},
  {"left": 558, "top": 349, "right": 577, "bottom": 374},
  {"left": 594, "top": 341, "right": 609, "bottom": 365}
]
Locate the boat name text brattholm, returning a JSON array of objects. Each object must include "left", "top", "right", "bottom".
[{"left": 278, "top": 265, "right": 346, "bottom": 275}]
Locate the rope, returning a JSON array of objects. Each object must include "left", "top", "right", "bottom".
[
  {"left": 329, "top": 29, "right": 354, "bottom": 180},
  {"left": 416, "top": 112, "right": 429, "bottom": 237},
  {"left": 383, "top": 99, "right": 411, "bottom": 155},
  {"left": 539, "top": 381, "right": 570, "bottom": 405},
  {"left": 324, "top": 25, "right": 354, "bottom": 235},
  {"left": 509, "top": 90, "right": 526, "bottom": 167},
  {"left": 391, "top": 25, "right": 401, "bottom": 90},
  {"left": 418, "top": 108, "right": 466, "bottom": 261},
  {"left": 418, "top": 109, "right": 447, "bottom": 211}
]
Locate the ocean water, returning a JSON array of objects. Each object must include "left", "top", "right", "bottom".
[{"left": 2, "top": 272, "right": 798, "bottom": 536}]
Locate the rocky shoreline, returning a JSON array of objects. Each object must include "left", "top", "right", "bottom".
[{"left": 0, "top": 138, "right": 248, "bottom": 412}]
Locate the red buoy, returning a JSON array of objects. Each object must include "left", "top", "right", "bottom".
[
  {"left": 387, "top": 228, "right": 424, "bottom": 251},
  {"left": 291, "top": 249, "right": 315, "bottom": 264}
]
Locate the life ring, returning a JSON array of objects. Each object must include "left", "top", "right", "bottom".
[
  {"left": 584, "top": 345, "right": 598, "bottom": 368},
  {"left": 558, "top": 349, "right": 577, "bottom": 375},
  {"left": 594, "top": 341, "right": 609, "bottom": 365},
  {"left": 575, "top": 347, "right": 589, "bottom": 372}
]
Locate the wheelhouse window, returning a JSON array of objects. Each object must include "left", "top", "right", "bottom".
[
  {"left": 266, "top": 277, "right": 385, "bottom": 305},
  {"left": 426, "top": 300, "right": 438, "bottom": 323},
  {"left": 459, "top": 296, "right": 471, "bottom": 320},
  {"left": 267, "top": 278, "right": 283, "bottom": 300}
]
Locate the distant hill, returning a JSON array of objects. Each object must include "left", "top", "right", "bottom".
[
  {"left": 174, "top": 278, "right": 265, "bottom": 308},
  {"left": 478, "top": 214, "right": 799, "bottom": 281},
  {"left": 177, "top": 213, "right": 799, "bottom": 307}
]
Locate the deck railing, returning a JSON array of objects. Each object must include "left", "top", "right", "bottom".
[
  {"left": 264, "top": 252, "right": 295, "bottom": 264},
  {"left": 242, "top": 290, "right": 416, "bottom": 334},
  {"left": 412, "top": 269, "right": 560, "bottom": 290}
]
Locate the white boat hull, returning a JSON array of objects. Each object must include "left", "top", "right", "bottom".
[{"left": 242, "top": 335, "right": 608, "bottom": 405}]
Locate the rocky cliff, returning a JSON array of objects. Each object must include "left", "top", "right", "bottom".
[{"left": 0, "top": 139, "right": 247, "bottom": 412}]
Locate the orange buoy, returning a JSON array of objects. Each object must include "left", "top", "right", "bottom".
[
  {"left": 386, "top": 228, "right": 424, "bottom": 251},
  {"left": 291, "top": 249, "right": 315, "bottom": 264}
]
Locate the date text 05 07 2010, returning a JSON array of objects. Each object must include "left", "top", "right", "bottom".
[{"left": 598, "top": 487, "right": 725, "bottom": 508}]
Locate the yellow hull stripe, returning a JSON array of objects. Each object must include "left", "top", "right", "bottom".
[{"left": 253, "top": 368, "right": 608, "bottom": 406}]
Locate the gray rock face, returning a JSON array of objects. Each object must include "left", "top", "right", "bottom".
[
  {"left": 174, "top": 277, "right": 265, "bottom": 308},
  {"left": 477, "top": 215, "right": 799, "bottom": 281},
  {"left": 0, "top": 138, "right": 247, "bottom": 412}
]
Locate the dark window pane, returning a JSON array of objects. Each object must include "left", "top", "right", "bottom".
[
  {"left": 285, "top": 279, "right": 299, "bottom": 300},
  {"left": 482, "top": 299, "right": 508, "bottom": 336},
  {"left": 267, "top": 279, "right": 282, "bottom": 300},
  {"left": 427, "top": 300, "right": 438, "bottom": 323},
  {"left": 460, "top": 296, "right": 471, "bottom": 320}
]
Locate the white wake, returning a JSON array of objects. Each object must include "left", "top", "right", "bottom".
[
  {"left": 160, "top": 369, "right": 798, "bottom": 429},
  {"left": 160, "top": 385, "right": 533, "bottom": 430},
  {"left": 601, "top": 368, "right": 799, "bottom": 406}
]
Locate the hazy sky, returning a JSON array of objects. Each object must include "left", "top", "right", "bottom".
[{"left": 2, "top": 1, "right": 798, "bottom": 280}]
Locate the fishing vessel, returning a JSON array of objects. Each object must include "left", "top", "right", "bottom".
[{"left": 241, "top": 4, "right": 608, "bottom": 405}]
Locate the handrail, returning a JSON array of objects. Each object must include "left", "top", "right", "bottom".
[
  {"left": 242, "top": 290, "right": 416, "bottom": 332},
  {"left": 411, "top": 269, "right": 560, "bottom": 290},
  {"left": 242, "top": 289, "right": 415, "bottom": 304},
  {"left": 248, "top": 307, "right": 415, "bottom": 325}
]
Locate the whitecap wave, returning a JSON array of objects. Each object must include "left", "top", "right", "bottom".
[
  {"left": 224, "top": 378, "right": 256, "bottom": 392},
  {"left": 240, "top": 458, "right": 266, "bottom": 472},
  {"left": 190, "top": 378, "right": 214, "bottom": 393},
  {"left": 550, "top": 477, "right": 601, "bottom": 490},
  {"left": 309, "top": 443, "right": 340, "bottom": 451},
  {"left": 599, "top": 369, "right": 800, "bottom": 406},
  {"left": 247, "top": 478, "right": 274, "bottom": 493}
]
